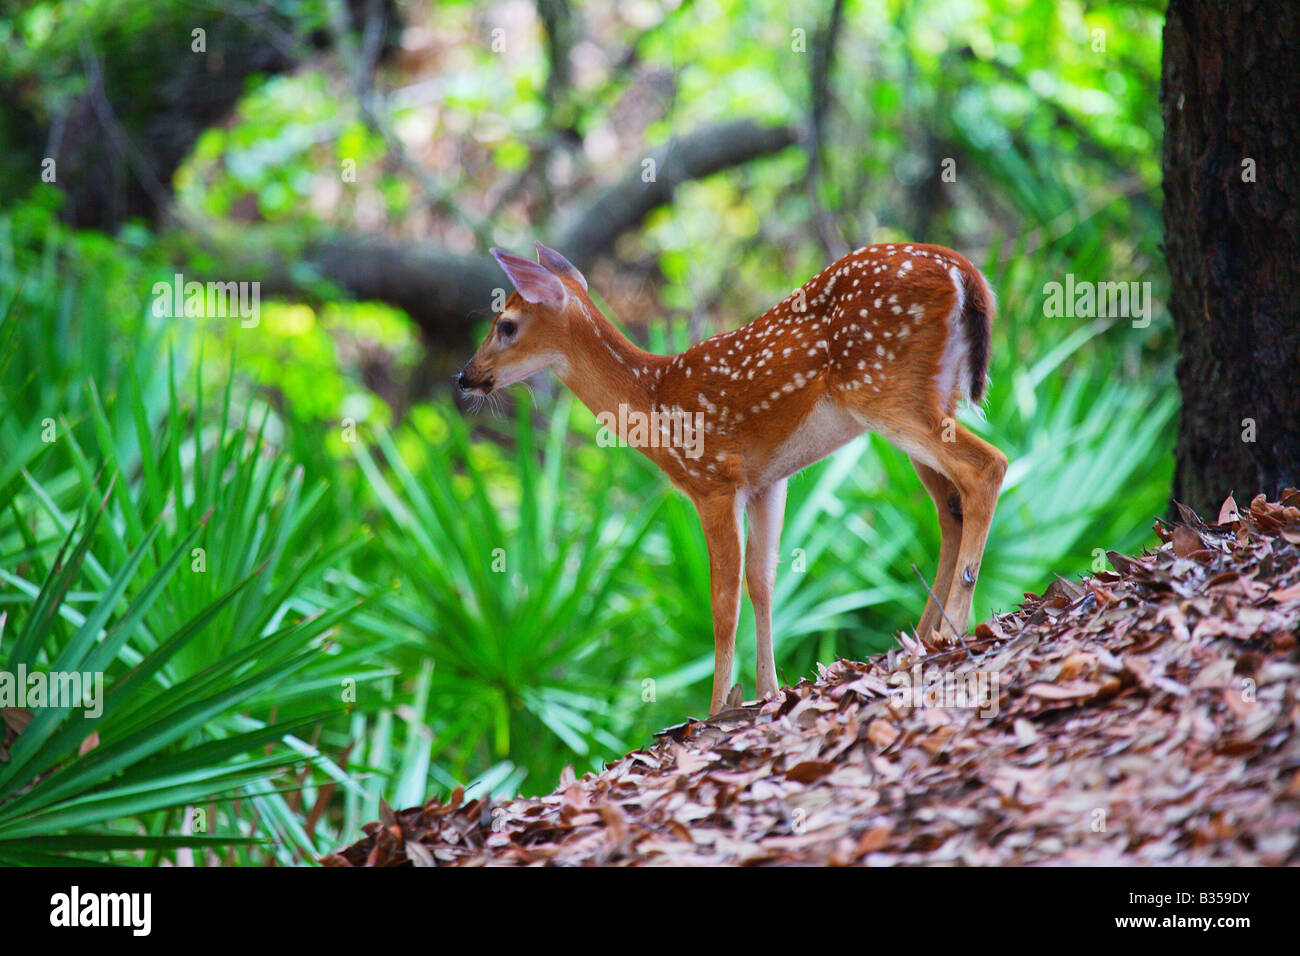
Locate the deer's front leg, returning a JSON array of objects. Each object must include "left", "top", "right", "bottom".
[
  {"left": 745, "top": 479, "right": 786, "bottom": 699},
  {"left": 696, "top": 490, "right": 745, "bottom": 715}
]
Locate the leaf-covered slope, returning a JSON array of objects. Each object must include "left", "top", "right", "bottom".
[{"left": 324, "top": 492, "right": 1300, "bottom": 866}]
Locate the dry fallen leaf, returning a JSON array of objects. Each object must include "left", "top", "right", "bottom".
[
  {"left": 1026, "top": 680, "right": 1103, "bottom": 700},
  {"left": 1269, "top": 581, "right": 1300, "bottom": 603}
]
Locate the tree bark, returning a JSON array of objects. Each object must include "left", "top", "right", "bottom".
[{"left": 1162, "top": 0, "right": 1300, "bottom": 517}]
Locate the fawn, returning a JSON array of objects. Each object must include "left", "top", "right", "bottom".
[{"left": 459, "top": 241, "right": 1007, "bottom": 714}]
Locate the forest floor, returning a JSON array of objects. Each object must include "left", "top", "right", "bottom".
[{"left": 325, "top": 492, "right": 1300, "bottom": 866}]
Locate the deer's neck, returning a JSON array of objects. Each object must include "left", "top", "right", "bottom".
[{"left": 556, "top": 303, "right": 666, "bottom": 419}]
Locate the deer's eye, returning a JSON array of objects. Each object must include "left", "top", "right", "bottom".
[{"left": 498, "top": 320, "right": 517, "bottom": 339}]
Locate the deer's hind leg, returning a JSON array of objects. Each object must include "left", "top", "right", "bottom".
[
  {"left": 911, "top": 459, "right": 963, "bottom": 643},
  {"left": 841, "top": 397, "right": 1006, "bottom": 646},
  {"left": 931, "top": 423, "right": 1006, "bottom": 644}
]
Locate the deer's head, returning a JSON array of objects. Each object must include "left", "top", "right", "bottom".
[{"left": 457, "top": 242, "right": 588, "bottom": 396}]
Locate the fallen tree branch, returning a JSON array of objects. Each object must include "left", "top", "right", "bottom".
[
  {"left": 553, "top": 118, "right": 799, "bottom": 269},
  {"left": 190, "top": 117, "right": 799, "bottom": 351}
]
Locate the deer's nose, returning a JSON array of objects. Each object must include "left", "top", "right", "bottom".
[{"left": 457, "top": 370, "right": 494, "bottom": 393}]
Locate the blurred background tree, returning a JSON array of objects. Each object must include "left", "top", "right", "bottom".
[{"left": 0, "top": 0, "right": 1188, "bottom": 863}]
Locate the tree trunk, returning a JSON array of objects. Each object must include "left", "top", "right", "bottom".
[{"left": 1162, "top": 0, "right": 1300, "bottom": 517}]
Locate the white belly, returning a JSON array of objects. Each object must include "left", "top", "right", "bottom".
[{"left": 755, "top": 398, "right": 863, "bottom": 485}]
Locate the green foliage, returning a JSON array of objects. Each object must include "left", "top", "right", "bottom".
[
  {"left": 0, "top": 216, "right": 383, "bottom": 864},
  {"left": 358, "top": 395, "right": 668, "bottom": 787}
]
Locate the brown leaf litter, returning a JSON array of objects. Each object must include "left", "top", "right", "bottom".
[{"left": 324, "top": 491, "right": 1300, "bottom": 866}]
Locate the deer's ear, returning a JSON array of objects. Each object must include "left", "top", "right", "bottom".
[
  {"left": 491, "top": 248, "right": 567, "bottom": 307},
  {"left": 535, "top": 241, "right": 588, "bottom": 291}
]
